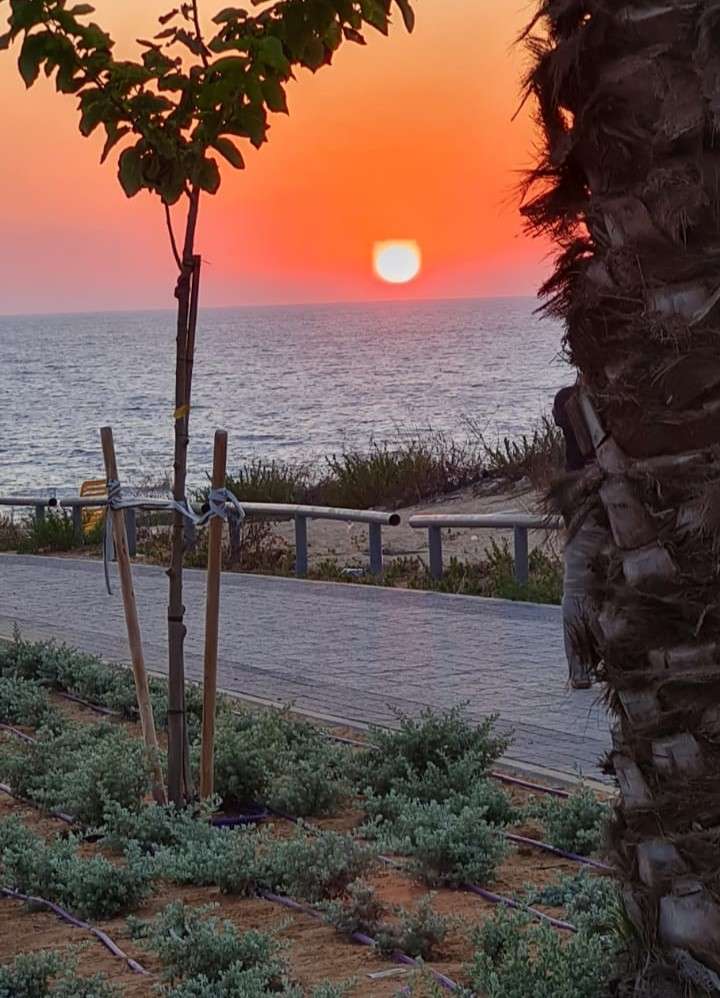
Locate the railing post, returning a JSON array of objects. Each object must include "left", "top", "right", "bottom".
[
  {"left": 72, "top": 506, "right": 83, "bottom": 546},
  {"left": 125, "top": 508, "right": 137, "bottom": 558},
  {"left": 295, "top": 514, "right": 308, "bottom": 577},
  {"left": 513, "top": 525, "right": 529, "bottom": 586},
  {"left": 428, "top": 525, "right": 443, "bottom": 580},
  {"left": 34, "top": 504, "right": 45, "bottom": 525},
  {"left": 368, "top": 522, "right": 383, "bottom": 575}
]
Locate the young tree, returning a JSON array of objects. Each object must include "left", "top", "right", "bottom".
[
  {"left": 523, "top": 2, "right": 720, "bottom": 992},
  {"left": 1, "top": 0, "right": 414, "bottom": 804}
]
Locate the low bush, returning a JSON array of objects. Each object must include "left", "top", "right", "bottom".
[
  {"left": 0, "top": 676, "right": 63, "bottom": 732},
  {"left": 375, "top": 895, "right": 449, "bottom": 961},
  {"left": 353, "top": 707, "right": 510, "bottom": 799},
  {"left": 210, "top": 710, "right": 350, "bottom": 816},
  {"left": 0, "top": 515, "right": 27, "bottom": 553},
  {"left": 0, "top": 949, "right": 120, "bottom": 998},
  {"left": 321, "top": 881, "right": 449, "bottom": 960},
  {"left": 0, "top": 635, "right": 207, "bottom": 739},
  {"left": 132, "top": 902, "right": 350, "bottom": 997},
  {"left": 466, "top": 906, "right": 617, "bottom": 998},
  {"left": 527, "top": 787, "right": 610, "bottom": 857},
  {"left": 258, "top": 826, "right": 376, "bottom": 902},
  {"left": 154, "top": 824, "right": 262, "bottom": 895},
  {"left": 523, "top": 871, "right": 621, "bottom": 937},
  {"left": 362, "top": 771, "right": 515, "bottom": 828},
  {"left": 0, "top": 722, "right": 151, "bottom": 824},
  {"left": 0, "top": 820, "right": 153, "bottom": 920},
  {"left": 373, "top": 798, "right": 508, "bottom": 887}
]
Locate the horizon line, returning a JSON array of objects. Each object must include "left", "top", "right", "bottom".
[{"left": 0, "top": 291, "right": 541, "bottom": 321}]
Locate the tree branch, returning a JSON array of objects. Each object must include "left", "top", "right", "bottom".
[
  {"left": 190, "top": 0, "right": 210, "bottom": 68},
  {"left": 164, "top": 203, "right": 183, "bottom": 271}
]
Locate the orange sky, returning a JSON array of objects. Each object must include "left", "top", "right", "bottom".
[{"left": 0, "top": 2, "right": 551, "bottom": 314}]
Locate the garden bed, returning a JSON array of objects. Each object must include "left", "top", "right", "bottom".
[{"left": 0, "top": 638, "right": 617, "bottom": 997}]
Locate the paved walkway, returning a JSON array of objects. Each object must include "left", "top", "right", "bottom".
[{"left": 0, "top": 554, "right": 611, "bottom": 782}]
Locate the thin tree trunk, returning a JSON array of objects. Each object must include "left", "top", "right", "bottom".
[
  {"left": 167, "top": 186, "right": 201, "bottom": 805},
  {"left": 523, "top": 3, "right": 720, "bottom": 992}
]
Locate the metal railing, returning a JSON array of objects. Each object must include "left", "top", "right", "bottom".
[
  {"left": 232, "top": 502, "right": 401, "bottom": 577},
  {"left": 408, "top": 511, "right": 563, "bottom": 584},
  {"left": 0, "top": 495, "right": 138, "bottom": 556},
  {"left": 0, "top": 496, "right": 400, "bottom": 577}
]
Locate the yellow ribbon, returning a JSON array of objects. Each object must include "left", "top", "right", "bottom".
[{"left": 174, "top": 404, "right": 190, "bottom": 421}]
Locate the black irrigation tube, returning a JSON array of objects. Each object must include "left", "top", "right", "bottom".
[
  {"left": 259, "top": 889, "right": 462, "bottom": 992},
  {"left": 0, "top": 782, "right": 75, "bottom": 826},
  {"left": 268, "top": 807, "right": 580, "bottom": 934},
  {"left": 0, "top": 887, "right": 150, "bottom": 975},
  {"left": 54, "top": 690, "right": 118, "bottom": 717},
  {"left": 505, "top": 832, "right": 612, "bottom": 872},
  {"left": 0, "top": 723, "right": 36, "bottom": 744},
  {"left": 462, "top": 885, "right": 577, "bottom": 933}
]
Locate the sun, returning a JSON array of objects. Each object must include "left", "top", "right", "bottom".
[{"left": 373, "top": 240, "right": 422, "bottom": 285}]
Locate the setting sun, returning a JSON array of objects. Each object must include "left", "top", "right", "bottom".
[{"left": 373, "top": 241, "right": 422, "bottom": 285}]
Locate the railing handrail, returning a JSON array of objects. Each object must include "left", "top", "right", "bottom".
[
  {"left": 408, "top": 511, "right": 562, "bottom": 531},
  {"left": 0, "top": 495, "right": 400, "bottom": 527}
]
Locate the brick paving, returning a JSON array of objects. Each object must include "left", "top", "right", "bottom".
[{"left": 0, "top": 554, "right": 611, "bottom": 781}]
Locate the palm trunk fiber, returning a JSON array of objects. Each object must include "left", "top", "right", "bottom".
[
  {"left": 523, "top": 3, "right": 720, "bottom": 993},
  {"left": 167, "top": 187, "right": 201, "bottom": 805}
]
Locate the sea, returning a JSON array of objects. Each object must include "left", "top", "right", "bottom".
[{"left": 0, "top": 297, "right": 569, "bottom": 496}]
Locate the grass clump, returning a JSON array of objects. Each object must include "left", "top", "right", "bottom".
[
  {"left": 527, "top": 787, "right": 609, "bottom": 857},
  {"left": 0, "top": 949, "right": 120, "bottom": 998},
  {"left": 0, "top": 676, "right": 63, "bottom": 731},
  {"left": 16, "top": 512, "right": 76, "bottom": 555},
  {"left": 0, "top": 722, "right": 151, "bottom": 824},
  {"left": 466, "top": 903, "right": 617, "bottom": 998},
  {"left": 478, "top": 415, "right": 563, "bottom": 490},
  {"left": 0, "top": 818, "right": 153, "bottom": 920}
]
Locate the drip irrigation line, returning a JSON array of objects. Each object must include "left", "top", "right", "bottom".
[
  {"left": 489, "top": 771, "right": 570, "bottom": 799},
  {"left": 0, "top": 782, "right": 75, "bottom": 826},
  {"left": 55, "top": 691, "right": 119, "bottom": 717},
  {"left": 0, "top": 723, "right": 36, "bottom": 744},
  {"left": 504, "top": 832, "right": 611, "bottom": 871},
  {"left": 258, "top": 889, "right": 461, "bottom": 992},
  {"left": 462, "top": 884, "right": 577, "bottom": 932},
  {"left": 0, "top": 887, "right": 150, "bottom": 975}
]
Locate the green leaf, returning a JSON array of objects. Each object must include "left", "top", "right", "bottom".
[
  {"left": 0, "top": 32, "right": 13, "bottom": 52},
  {"left": 101, "top": 125, "right": 130, "bottom": 164},
  {"left": 258, "top": 36, "right": 289, "bottom": 73},
  {"left": 261, "top": 78, "right": 288, "bottom": 114},
  {"left": 192, "top": 156, "right": 221, "bottom": 193},
  {"left": 302, "top": 37, "right": 326, "bottom": 72},
  {"left": 212, "top": 7, "right": 245, "bottom": 25},
  {"left": 118, "top": 145, "right": 144, "bottom": 198},
  {"left": 68, "top": 4, "right": 96, "bottom": 15},
  {"left": 18, "top": 31, "right": 52, "bottom": 88},
  {"left": 394, "top": 0, "right": 415, "bottom": 32},
  {"left": 211, "top": 136, "right": 244, "bottom": 169}
]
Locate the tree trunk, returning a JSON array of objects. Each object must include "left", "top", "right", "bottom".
[
  {"left": 524, "top": 3, "right": 720, "bottom": 992},
  {"left": 167, "top": 186, "right": 202, "bottom": 805}
]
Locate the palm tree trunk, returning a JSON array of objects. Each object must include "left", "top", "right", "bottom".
[
  {"left": 167, "top": 186, "right": 201, "bottom": 805},
  {"left": 523, "top": 2, "right": 720, "bottom": 992}
]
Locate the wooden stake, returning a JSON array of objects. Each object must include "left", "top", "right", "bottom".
[
  {"left": 100, "top": 426, "right": 167, "bottom": 806},
  {"left": 200, "top": 429, "right": 228, "bottom": 798}
]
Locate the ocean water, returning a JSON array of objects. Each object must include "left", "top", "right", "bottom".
[{"left": 0, "top": 297, "right": 568, "bottom": 495}]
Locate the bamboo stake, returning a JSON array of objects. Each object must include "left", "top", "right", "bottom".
[
  {"left": 200, "top": 429, "right": 228, "bottom": 798},
  {"left": 100, "top": 426, "right": 167, "bottom": 806}
]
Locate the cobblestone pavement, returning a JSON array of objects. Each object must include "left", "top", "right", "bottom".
[{"left": 0, "top": 554, "right": 611, "bottom": 781}]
